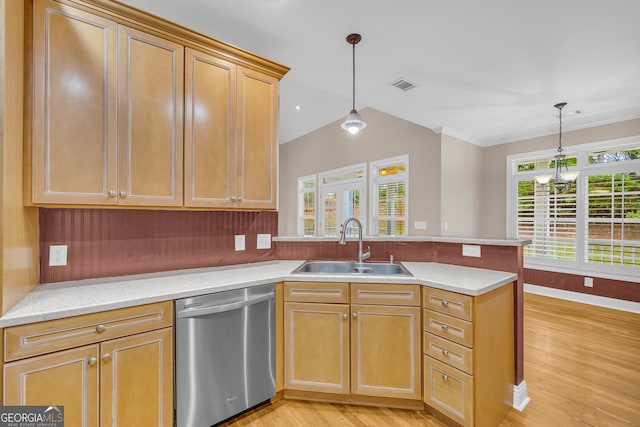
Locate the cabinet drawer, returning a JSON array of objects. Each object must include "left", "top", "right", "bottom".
[
  {"left": 424, "top": 332, "right": 473, "bottom": 375},
  {"left": 284, "top": 282, "right": 349, "bottom": 303},
  {"left": 423, "top": 288, "right": 472, "bottom": 321},
  {"left": 424, "top": 309, "right": 473, "bottom": 348},
  {"left": 5, "top": 301, "right": 173, "bottom": 362},
  {"left": 424, "top": 355, "right": 473, "bottom": 427},
  {"left": 351, "top": 283, "right": 420, "bottom": 306}
]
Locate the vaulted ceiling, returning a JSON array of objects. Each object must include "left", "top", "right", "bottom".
[{"left": 120, "top": 0, "right": 640, "bottom": 146}]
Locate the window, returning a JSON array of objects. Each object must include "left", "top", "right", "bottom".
[
  {"left": 318, "top": 164, "right": 366, "bottom": 236},
  {"left": 297, "top": 175, "right": 316, "bottom": 236},
  {"left": 370, "top": 155, "right": 408, "bottom": 236},
  {"left": 508, "top": 138, "right": 640, "bottom": 279},
  {"left": 296, "top": 155, "right": 410, "bottom": 237}
]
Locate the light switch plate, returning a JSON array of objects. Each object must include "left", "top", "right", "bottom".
[
  {"left": 414, "top": 221, "right": 427, "bottom": 230},
  {"left": 49, "top": 245, "right": 68, "bottom": 266},
  {"left": 584, "top": 277, "right": 594, "bottom": 287},
  {"left": 462, "top": 244, "right": 481, "bottom": 258},
  {"left": 234, "top": 235, "right": 245, "bottom": 251},
  {"left": 257, "top": 234, "right": 271, "bottom": 250}
]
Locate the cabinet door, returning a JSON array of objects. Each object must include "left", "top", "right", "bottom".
[
  {"left": 100, "top": 328, "right": 173, "bottom": 427},
  {"left": 351, "top": 304, "right": 421, "bottom": 400},
  {"left": 32, "top": 0, "right": 117, "bottom": 204},
  {"left": 284, "top": 302, "right": 349, "bottom": 394},
  {"left": 118, "top": 26, "right": 183, "bottom": 206},
  {"left": 424, "top": 356, "right": 473, "bottom": 427},
  {"left": 4, "top": 345, "right": 100, "bottom": 427},
  {"left": 184, "top": 48, "right": 236, "bottom": 207},
  {"left": 236, "top": 66, "right": 278, "bottom": 209}
]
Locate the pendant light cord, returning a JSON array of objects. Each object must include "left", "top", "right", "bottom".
[{"left": 351, "top": 41, "right": 356, "bottom": 111}]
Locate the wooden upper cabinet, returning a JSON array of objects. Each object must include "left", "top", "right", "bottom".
[
  {"left": 118, "top": 26, "right": 184, "bottom": 206},
  {"left": 29, "top": 0, "right": 287, "bottom": 209},
  {"left": 32, "top": 0, "right": 118, "bottom": 204},
  {"left": 184, "top": 48, "right": 236, "bottom": 208},
  {"left": 236, "top": 66, "right": 278, "bottom": 209}
]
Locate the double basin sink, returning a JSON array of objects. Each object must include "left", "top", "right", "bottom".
[{"left": 291, "top": 260, "right": 412, "bottom": 276}]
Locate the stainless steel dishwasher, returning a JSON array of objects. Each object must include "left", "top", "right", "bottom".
[{"left": 175, "top": 283, "right": 275, "bottom": 427}]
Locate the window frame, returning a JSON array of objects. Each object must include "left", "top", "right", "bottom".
[
  {"left": 317, "top": 163, "right": 367, "bottom": 237},
  {"left": 296, "top": 174, "right": 317, "bottom": 236},
  {"left": 507, "top": 136, "right": 640, "bottom": 282},
  {"left": 369, "top": 155, "right": 409, "bottom": 236}
]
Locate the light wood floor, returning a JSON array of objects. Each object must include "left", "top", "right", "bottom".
[{"left": 223, "top": 293, "right": 640, "bottom": 427}]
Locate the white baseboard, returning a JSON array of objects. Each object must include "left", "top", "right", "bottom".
[
  {"left": 512, "top": 381, "right": 530, "bottom": 411},
  {"left": 524, "top": 284, "right": 640, "bottom": 314}
]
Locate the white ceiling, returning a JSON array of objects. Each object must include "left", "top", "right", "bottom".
[{"left": 119, "top": 0, "right": 640, "bottom": 146}]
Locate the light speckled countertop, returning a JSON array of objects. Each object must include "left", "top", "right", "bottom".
[{"left": 0, "top": 260, "right": 516, "bottom": 328}]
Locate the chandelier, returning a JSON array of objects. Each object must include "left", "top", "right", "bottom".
[{"left": 535, "top": 102, "right": 580, "bottom": 193}]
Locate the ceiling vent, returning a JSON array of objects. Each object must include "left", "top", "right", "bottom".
[{"left": 390, "top": 78, "right": 417, "bottom": 92}]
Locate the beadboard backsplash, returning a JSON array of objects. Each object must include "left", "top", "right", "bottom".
[{"left": 39, "top": 208, "right": 277, "bottom": 283}]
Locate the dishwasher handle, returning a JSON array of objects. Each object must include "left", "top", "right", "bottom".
[{"left": 177, "top": 293, "right": 274, "bottom": 319}]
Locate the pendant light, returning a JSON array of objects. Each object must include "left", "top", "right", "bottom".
[
  {"left": 341, "top": 33, "right": 366, "bottom": 134},
  {"left": 535, "top": 102, "right": 580, "bottom": 193}
]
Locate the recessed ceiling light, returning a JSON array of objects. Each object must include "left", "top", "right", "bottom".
[{"left": 295, "top": 105, "right": 302, "bottom": 112}]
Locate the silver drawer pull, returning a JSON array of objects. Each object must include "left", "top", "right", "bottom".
[
  {"left": 442, "top": 300, "right": 449, "bottom": 307},
  {"left": 96, "top": 325, "right": 106, "bottom": 333},
  {"left": 343, "top": 313, "right": 348, "bottom": 319},
  {"left": 102, "top": 354, "right": 111, "bottom": 362},
  {"left": 441, "top": 324, "right": 449, "bottom": 331},
  {"left": 108, "top": 190, "right": 116, "bottom": 197},
  {"left": 443, "top": 349, "right": 449, "bottom": 356},
  {"left": 442, "top": 374, "right": 449, "bottom": 381},
  {"left": 352, "top": 313, "right": 358, "bottom": 319},
  {"left": 88, "top": 357, "right": 97, "bottom": 366},
  {"left": 119, "top": 191, "right": 127, "bottom": 198}
]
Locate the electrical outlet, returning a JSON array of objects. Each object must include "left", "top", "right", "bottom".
[
  {"left": 414, "top": 221, "right": 427, "bottom": 230},
  {"left": 49, "top": 245, "right": 68, "bottom": 266},
  {"left": 584, "top": 277, "right": 594, "bottom": 288},
  {"left": 257, "top": 234, "right": 271, "bottom": 250},
  {"left": 462, "top": 244, "right": 481, "bottom": 258},
  {"left": 234, "top": 235, "right": 245, "bottom": 251}
]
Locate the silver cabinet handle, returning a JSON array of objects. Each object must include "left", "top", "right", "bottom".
[
  {"left": 352, "top": 313, "right": 357, "bottom": 319},
  {"left": 442, "top": 374, "right": 449, "bottom": 381},
  {"left": 102, "top": 354, "right": 111, "bottom": 362},
  {"left": 237, "top": 197, "right": 243, "bottom": 201},
  {"left": 96, "top": 325, "right": 106, "bottom": 333},
  {"left": 88, "top": 357, "right": 97, "bottom": 366},
  {"left": 231, "top": 196, "right": 237, "bottom": 202},
  {"left": 119, "top": 191, "right": 127, "bottom": 198},
  {"left": 443, "top": 349, "right": 449, "bottom": 356},
  {"left": 442, "top": 300, "right": 449, "bottom": 307},
  {"left": 441, "top": 324, "right": 449, "bottom": 331},
  {"left": 343, "top": 313, "right": 348, "bottom": 319},
  {"left": 108, "top": 190, "right": 116, "bottom": 197}
]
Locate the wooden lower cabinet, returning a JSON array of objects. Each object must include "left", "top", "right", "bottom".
[
  {"left": 4, "top": 328, "right": 172, "bottom": 427},
  {"left": 283, "top": 282, "right": 422, "bottom": 403},
  {"left": 3, "top": 302, "right": 174, "bottom": 427},
  {"left": 422, "top": 284, "right": 514, "bottom": 427},
  {"left": 284, "top": 302, "right": 350, "bottom": 394},
  {"left": 4, "top": 345, "right": 100, "bottom": 426},
  {"left": 351, "top": 304, "right": 421, "bottom": 400}
]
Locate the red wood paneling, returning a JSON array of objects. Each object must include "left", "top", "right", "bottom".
[{"left": 40, "top": 208, "right": 278, "bottom": 283}]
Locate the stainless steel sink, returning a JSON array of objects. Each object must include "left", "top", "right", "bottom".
[{"left": 291, "top": 261, "right": 412, "bottom": 276}]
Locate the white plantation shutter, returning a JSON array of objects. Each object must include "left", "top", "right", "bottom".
[
  {"left": 517, "top": 181, "right": 577, "bottom": 261},
  {"left": 371, "top": 155, "right": 408, "bottom": 236},
  {"left": 586, "top": 171, "right": 640, "bottom": 268}
]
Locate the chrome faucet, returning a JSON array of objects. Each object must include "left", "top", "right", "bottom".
[{"left": 338, "top": 217, "right": 371, "bottom": 263}]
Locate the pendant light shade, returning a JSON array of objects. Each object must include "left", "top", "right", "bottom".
[
  {"left": 341, "top": 33, "right": 366, "bottom": 134},
  {"left": 535, "top": 102, "right": 579, "bottom": 193}
]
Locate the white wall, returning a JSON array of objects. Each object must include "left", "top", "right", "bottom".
[
  {"left": 480, "top": 118, "right": 640, "bottom": 238},
  {"left": 278, "top": 108, "right": 441, "bottom": 236},
  {"left": 440, "top": 134, "right": 483, "bottom": 237},
  {"left": 279, "top": 108, "right": 640, "bottom": 240}
]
